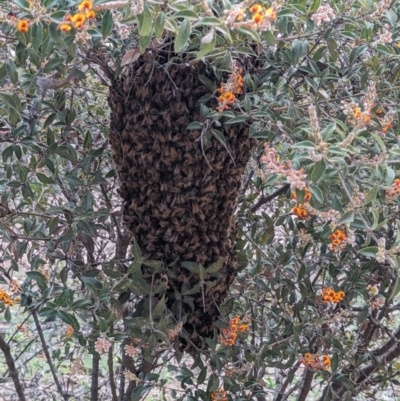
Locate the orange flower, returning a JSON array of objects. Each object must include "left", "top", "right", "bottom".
[
  {"left": 224, "top": 92, "right": 235, "bottom": 102},
  {"left": 17, "top": 19, "right": 29, "bottom": 33},
  {"left": 236, "top": 11, "right": 244, "bottom": 21},
  {"left": 362, "top": 114, "right": 371, "bottom": 124},
  {"left": 264, "top": 7, "right": 277, "bottom": 20},
  {"left": 238, "top": 324, "right": 248, "bottom": 332},
  {"left": 382, "top": 122, "right": 393, "bottom": 133},
  {"left": 322, "top": 355, "right": 331, "bottom": 368},
  {"left": 78, "top": 0, "right": 93, "bottom": 11},
  {"left": 353, "top": 106, "right": 361, "bottom": 119},
  {"left": 252, "top": 13, "right": 264, "bottom": 24},
  {"left": 230, "top": 317, "right": 239, "bottom": 325},
  {"left": 66, "top": 326, "right": 74, "bottom": 338},
  {"left": 0, "top": 289, "right": 14, "bottom": 307},
  {"left": 59, "top": 23, "right": 72, "bottom": 32},
  {"left": 292, "top": 204, "right": 309, "bottom": 219},
  {"left": 86, "top": 9, "right": 96, "bottom": 19},
  {"left": 211, "top": 389, "right": 228, "bottom": 401},
  {"left": 250, "top": 4, "right": 263, "bottom": 14},
  {"left": 71, "top": 13, "right": 86, "bottom": 29},
  {"left": 218, "top": 94, "right": 227, "bottom": 103},
  {"left": 292, "top": 188, "right": 312, "bottom": 202},
  {"left": 337, "top": 291, "right": 345, "bottom": 300},
  {"left": 230, "top": 323, "right": 238, "bottom": 332},
  {"left": 229, "top": 332, "right": 237, "bottom": 340}
]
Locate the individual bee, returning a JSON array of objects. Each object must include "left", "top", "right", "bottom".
[
  {"left": 182, "top": 252, "right": 193, "bottom": 260},
  {"left": 161, "top": 208, "right": 171, "bottom": 219}
]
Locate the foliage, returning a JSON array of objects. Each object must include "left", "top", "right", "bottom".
[{"left": 0, "top": 0, "right": 400, "bottom": 400}]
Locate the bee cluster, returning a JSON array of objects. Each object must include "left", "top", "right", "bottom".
[{"left": 108, "top": 51, "right": 254, "bottom": 346}]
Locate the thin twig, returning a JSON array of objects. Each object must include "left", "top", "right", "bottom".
[
  {"left": 108, "top": 341, "right": 118, "bottom": 401},
  {"left": 0, "top": 333, "right": 26, "bottom": 401},
  {"left": 251, "top": 184, "right": 290, "bottom": 213},
  {"left": 90, "top": 352, "right": 100, "bottom": 401},
  {"left": 32, "top": 311, "right": 68, "bottom": 401}
]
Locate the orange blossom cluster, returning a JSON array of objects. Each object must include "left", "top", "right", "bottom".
[
  {"left": 15, "top": 0, "right": 95, "bottom": 33},
  {"left": 217, "top": 61, "right": 244, "bottom": 112},
  {"left": 226, "top": 2, "right": 280, "bottom": 32},
  {"left": 328, "top": 229, "right": 347, "bottom": 251},
  {"left": 61, "top": 0, "right": 96, "bottom": 31},
  {"left": 66, "top": 326, "right": 74, "bottom": 338},
  {"left": 322, "top": 287, "right": 345, "bottom": 303},
  {"left": 300, "top": 353, "right": 331, "bottom": 371},
  {"left": 211, "top": 389, "right": 228, "bottom": 401},
  {"left": 0, "top": 289, "right": 13, "bottom": 307},
  {"left": 292, "top": 188, "right": 312, "bottom": 220},
  {"left": 386, "top": 178, "right": 400, "bottom": 197},
  {"left": 219, "top": 316, "right": 249, "bottom": 346}
]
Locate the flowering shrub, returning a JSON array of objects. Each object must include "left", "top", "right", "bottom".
[{"left": 0, "top": 0, "right": 400, "bottom": 400}]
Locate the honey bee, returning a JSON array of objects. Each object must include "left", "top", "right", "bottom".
[
  {"left": 182, "top": 252, "right": 193, "bottom": 260},
  {"left": 192, "top": 202, "right": 200, "bottom": 214},
  {"left": 161, "top": 209, "right": 171, "bottom": 219}
]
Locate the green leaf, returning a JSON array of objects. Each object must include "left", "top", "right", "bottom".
[
  {"left": 338, "top": 210, "right": 354, "bottom": 225},
  {"left": 235, "top": 27, "right": 261, "bottom": 42},
  {"left": 357, "top": 305, "right": 369, "bottom": 325},
  {"left": 310, "top": 159, "right": 326, "bottom": 183},
  {"left": 364, "top": 185, "right": 378, "bottom": 205},
  {"left": 13, "top": 0, "right": 30, "bottom": 9},
  {"left": 139, "top": 4, "right": 152, "bottom": 37},
  {"left": 292, "top": 140, "right": 316, "bottom": 149},
  {"left": 0, "top": 93, "right": 20, "bottom": 114},
  {"left": 199, "top": 264, "right": 206, "bottom": 282},
  {"left": 154, "top": 11, "right": 165, "bottom": 39},
  {"left": 206, "top": 257, "right": 225, "bottom": 273},
  {"left": 181, "top": 261, "right": 200, "bottom": 274},
  {"left": 186, "top": 121, "right": 202, "bottom": 130},
  {"left": 308, "top": 185, "right": 324, "bottom": 204},
  {"left": 388, "top": 273, "right": 400, "bottom": 302},
  {"left": 198, "top": 29, "right": 216, "bottom": 57},
  {"left": 193, "top": 17, "right": 221, "bottom": 27},
  {"left": 37, "top": 173, "right": 55, "bottom": 184},
  {"left": 358, "top": 246, "right": 378, "bottom": 257},
  {"left": 2, "top": 146, "right": 13, "bottom": 162},
  {"left": 175, "top": 19, "right": 192, "bottom": 52},
  {"left": 206, "top": 373, "right": 219, "bottom": 393},
  {"left": 80, "top": 276, "right": 103, "bottom": 293},
  {"left": 31, "top": 23, "right": 43, "bottom": 52},
  {"left": 101, "top": 10, "right": 113, "bottom": 40},
  {"left": 370, "top": 133, "right": 386, "bottom": 152},
  {"left": 152, "top": 295, "right": 166, "bottom": 319},
  {"left": 172, "top": 10, "right": 199, "bottom": 20},
  {"left": 4, "top": 307, "right": 11, "bottom": 322},
  {"left": 197, "top": 366, "right": 207, "bottom": 385},
  {"left": 224, "top": 116, "right": 248, "bottom": 125},
  {"left": 57, "top": 310, "right": 80, "bottom": 330},
  {"left": 310, "top": 0, "right": 321, "bottom": 12}
]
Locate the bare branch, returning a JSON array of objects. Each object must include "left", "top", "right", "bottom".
[
  {"left": 251, "top": 184, "right": 290, "bottom": 213},
  {"left": 91, "top": 352, "right": 100, "bottom": 401},
  {"left": 0, "top": 333, "right": 26, "bottom": 401},
  {"left": 32, "top": 311, "right": 68, "bottom": 401}
]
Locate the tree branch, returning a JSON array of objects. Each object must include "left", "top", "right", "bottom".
[
  {"left": 296, "top": 370, "right": 314, "bottom": 401},
  {"left": 0, "top": 333, "right": 26, "bottom": 401},
  {"left": 32, "top": 311, "right": 68, "bottom": 400},
  {"left": 251, "top": 184, "right": 290, "bottom": 213},
  {"left": 108, "top": 341, "right": 118, "bottom": 401},
  {"left": 91, "top": 352, "right": 100, "bottom": 401}
]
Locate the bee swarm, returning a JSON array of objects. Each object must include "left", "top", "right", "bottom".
[{"left": 108, "top": 51, "right": 254, "bottom": 348}]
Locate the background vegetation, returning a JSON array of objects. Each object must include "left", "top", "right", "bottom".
[{"left": 1, "top": 0, "right": 400, "bottom": 400}]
